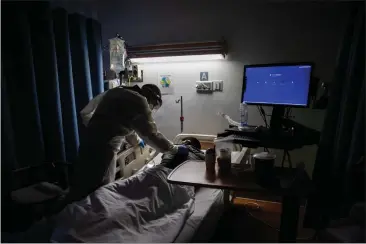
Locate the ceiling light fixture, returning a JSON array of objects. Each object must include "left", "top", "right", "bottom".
[
  {"left": 127, "top": 39, "right": 228, "bottom": 64},
  {"left": 130, "top": 54, "right": 224, "bottom": 64}
]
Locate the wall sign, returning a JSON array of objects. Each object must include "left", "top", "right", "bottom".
[
  {"left": 200, "top": 72, "right": 209, "bottom": 81},
  {"left": 157, "top": 73, "right": 174, "bottom": 95}
]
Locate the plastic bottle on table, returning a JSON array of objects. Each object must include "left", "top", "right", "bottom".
[{"left": 240, "top": 102, "right": 249, "bottom": 128}]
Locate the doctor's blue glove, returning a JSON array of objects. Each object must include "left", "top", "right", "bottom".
[
  {"left": 138, "top": 139, "right": 145, "bottom": 148},
  {"left": 176, "top": 145, "right": 189, "bottom": 156}
]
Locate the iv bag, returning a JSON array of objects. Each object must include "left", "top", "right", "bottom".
[{"left": 109, "top": 37, "right": 126, "bottom": 74}]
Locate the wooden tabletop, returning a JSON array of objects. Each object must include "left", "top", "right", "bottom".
[
  {"left": 167, "top": 160, "right": 264, "bottom": 192},
  {"left": 167, "top": 160, "right": 312, "bottom": 196}
]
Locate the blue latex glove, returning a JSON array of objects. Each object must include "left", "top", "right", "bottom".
[
  {"left": 177, "top": 145, "right": 189, "bottom": 156},
  {"left": 138, "top": 139, "right": 145, "bottom": 148}
]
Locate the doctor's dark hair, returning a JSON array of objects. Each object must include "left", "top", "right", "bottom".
[{"left": 141, "top": 84, "right": 162, "bottom": 107}]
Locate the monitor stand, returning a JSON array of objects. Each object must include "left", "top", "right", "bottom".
[{"left": 269, "top": 106, "right": 285, "bottom": 133}]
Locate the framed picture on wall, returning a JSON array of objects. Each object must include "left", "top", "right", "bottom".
[{"left": 157, "top": 73, "right": 174, "bottom": 95}]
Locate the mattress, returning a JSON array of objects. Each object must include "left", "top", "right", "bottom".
[{"left": 175, "top": 187, "right": 224, "bottom": 242}]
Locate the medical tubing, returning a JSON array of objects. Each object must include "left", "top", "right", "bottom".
[
  {"left": 240, "top": 102, "right": 248, "bottom": 126},
  {"left": 217, "top": 112, "right": 241, "bottom": 127}
]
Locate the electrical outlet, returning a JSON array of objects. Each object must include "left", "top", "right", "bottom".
[{"left": 213, "top": 80, "right": 223, "bottom": 91}]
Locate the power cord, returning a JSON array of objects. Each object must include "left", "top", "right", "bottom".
[
  {"left": 255, "top": 105, "right": 270, "bottom": 153},
  {"left": 281, "top": 150, "right": 293, "bottom": 168},
  {"left": 243, "top": 201, "right": 261, "bottom": 211},
  {"left": 256, "top": 106, "right": 296, "bottom": 161},
  {"left": 243, "top": 201, "right": 317, "bottom": 241},
  {"left": 256, "top": 105, "right": 268, "bottom": 127},
  {"left": 243, "top": 202, "right": 280, "bottom": 232}
]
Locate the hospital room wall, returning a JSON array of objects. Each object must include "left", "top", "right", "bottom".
[
  {"left": 134, "top": 61, "right": 327, "bottom": 175},
  {"left": 95, "top": 0, "right": 349, "bottom": 175},
  {"left": 66, "top": 0, "right": 348, "bottom": 175}
]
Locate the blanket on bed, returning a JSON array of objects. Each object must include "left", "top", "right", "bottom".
[{"left": 51, "top": 165, "right": 195, "bottom": 243}]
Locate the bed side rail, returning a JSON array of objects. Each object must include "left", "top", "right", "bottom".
[
  {"left": 116, "top": 134, "right": 216, "bottom": 180},
  {"left": 116, "top": 145, "right": 156, "bottom": 180}
]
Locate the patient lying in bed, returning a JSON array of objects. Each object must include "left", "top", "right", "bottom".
[
  {"left": 14, "top": 137, "right": 201, "bottom": 243},
  {"left": 50, "top": 137, "right": 205, "bottom": 242}
]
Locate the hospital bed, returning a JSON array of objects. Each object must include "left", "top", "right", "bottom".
[
  {"left": 5, "top": 134, "right": 225, "bottom": 243},
  {"left": 115, "top": 134, "right": 225, "bottom": 242}
]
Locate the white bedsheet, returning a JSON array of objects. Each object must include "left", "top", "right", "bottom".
[{"left": 51, "top": 165, "right": 195, "bottom": 243}]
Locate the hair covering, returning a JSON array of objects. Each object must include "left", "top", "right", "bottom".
[{"left": 141, "top": 84, "right": 162, "bottom": 110}]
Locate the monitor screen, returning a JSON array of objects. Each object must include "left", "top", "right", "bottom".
[{"left": 242, "top": 63, "right": 313, "bottom": 106}]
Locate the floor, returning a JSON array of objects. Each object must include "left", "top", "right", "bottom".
[{"left": 210, "top": 205, "right": 277, "bottom": 242}]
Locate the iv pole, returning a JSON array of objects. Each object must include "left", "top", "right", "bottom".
[{"left": 175, "top": 96, "right": 184, "bottom": 133}]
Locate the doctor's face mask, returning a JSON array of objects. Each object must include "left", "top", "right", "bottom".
[
  {"left": 149, "top": 99, "right": 161, "bottom": 114},
  {"left": 141, "top": 84, "right": 162, "bottom": 113}
]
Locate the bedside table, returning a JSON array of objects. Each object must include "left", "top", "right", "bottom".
[{"left": 167, "top": 160, "right": 312, "bottom": 242}]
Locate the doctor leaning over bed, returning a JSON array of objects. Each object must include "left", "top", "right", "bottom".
[{"left": 64, "top": 84, "right": 190, "bottom": 206}]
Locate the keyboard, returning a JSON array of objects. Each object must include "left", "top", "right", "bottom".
[
  {"left": 215, "top": 134, "right": 260, "bottom": 143},
  {"left": 226, "top": 127, "right": 266, "bottom": 137}
]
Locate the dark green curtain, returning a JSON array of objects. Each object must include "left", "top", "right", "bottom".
[
  {"left": 304, "top": 3, "right": 365, "bottom": 229},
  {"left": 1, "top": 2, "right": 104, "bottom": 169}
]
